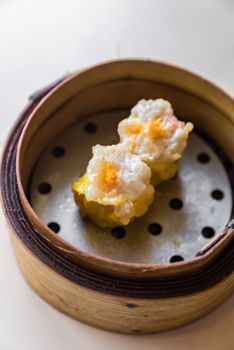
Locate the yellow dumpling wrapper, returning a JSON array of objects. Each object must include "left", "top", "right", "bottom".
[{"left": 72, "top": 173, "right": 154, "bottom": 228}]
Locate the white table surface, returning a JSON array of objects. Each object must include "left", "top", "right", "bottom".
[{"left": 0, "top": 1, "right": 233, "bottom": 349}]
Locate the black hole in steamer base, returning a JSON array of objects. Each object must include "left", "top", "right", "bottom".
[
  {"left": 201, "top": 226, "right": 215, "bottom": 238},
  {"left": 169, "top": 198, "right": 183, "bottom": 210},
  {"left": 38, "top": 182, "right": 52, "bottom": 194},
  {"left": 48, "top": 222, "right": 60, "bottom": 233},
  {"left": 52, "top": 146, "right": 66, "bottom": 158},
  {"left": 197, "top": 152, "right": 210, "bottom": 163},
  {"left": 211, "top": 189, "right": 224, "bottom": 200},
  {"left": 84, "top": 122, "right": 97, "bottom": 134},
  {"left": 148, "top": 223, "right": 162, "bottom": 235},
  {"left": 170, "top": 255, "right": 184, "bottom": 263},
  {"left": 111, "top": 227, "right": 126, "bottom": 239}
]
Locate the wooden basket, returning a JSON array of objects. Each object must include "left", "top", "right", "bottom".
[{"left": 1, "top": 60, "right": 233, "bottom": 334}]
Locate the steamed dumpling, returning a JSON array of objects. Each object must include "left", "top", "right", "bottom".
[
  {"left": 73, "top": 143, "right": 154, "bottom": 227},
  {"left": 118, "top": 99, "right": 193, "bottom": 184}
]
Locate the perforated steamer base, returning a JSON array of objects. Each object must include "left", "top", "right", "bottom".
[{"left": 30, "top": 110, "right": 232, "bottom": 264}]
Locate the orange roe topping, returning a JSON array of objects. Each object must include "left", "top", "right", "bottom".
[
  {"left": 103, "top": 163, "right": 117, "bottom": 187},
  {"left": 129, "top": 123, "right": 142, "bottom": 134},
  {"left": 148, "top": 120, "right": 165, "bottom": 138}
]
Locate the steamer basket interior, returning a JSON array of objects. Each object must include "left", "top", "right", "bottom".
[
  {"left": 29, "top": 110, "right": 232, "bottom": 264},
  {"left": 17, "top": 61, "right": 234, "bottom": 272}
]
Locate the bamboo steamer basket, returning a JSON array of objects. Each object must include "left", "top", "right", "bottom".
[{"left": 0, "top": 60, "right": 233, "bottom": 334}]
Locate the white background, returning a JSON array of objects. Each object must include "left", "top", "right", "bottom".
[{"left": 0, "top": 0, "right": 233, "bottom": 349}]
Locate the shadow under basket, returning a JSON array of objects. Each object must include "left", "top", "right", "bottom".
[{"left": 1, "top": 60, "right": 234, "bottom": 334}]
